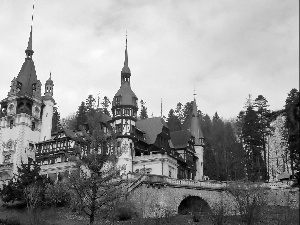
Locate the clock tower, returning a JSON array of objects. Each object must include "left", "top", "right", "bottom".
[{"left": 111, "top": 37, "right": 138, "bottom": 174}]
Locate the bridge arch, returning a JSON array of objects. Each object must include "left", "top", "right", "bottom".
[
  {"left": 129, "top": 183, "right": 239, "bottom": 217},
  {"left": 178, "top": 195, "right": 212, "bottom": 215},
  {"left": 172, "top": 189, "right": 223, "bottom": 214}
]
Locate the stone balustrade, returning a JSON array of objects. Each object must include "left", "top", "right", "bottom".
[{"left": 122, "top": 174, "right": 297, "bottom": 191}]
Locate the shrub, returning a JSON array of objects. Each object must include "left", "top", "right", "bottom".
[
  {"left": 45, "top": 182, "right": 70, "bottom": 207},
  {"left": 209, "top": 205, "right": 227, "bottom": 225},
  {"left": 114, "top": 200, "right": 137, "bottom": 221},
  {"left": 228, "top": 183, "right": 266, "bottom": 225},
  {"left": 0, "top": 218, "right": 21, "bottom": 225}
]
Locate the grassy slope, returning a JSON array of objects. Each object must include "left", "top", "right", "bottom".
[{"left": 0, "top": 204, "right": 299, "bottom": 225}]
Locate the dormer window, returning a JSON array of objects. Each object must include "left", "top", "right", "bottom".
[
  {"left": 115, "top": 97, "right": 121, "bottom": 105},
  {"left": 32, "top": 83, "right": 36, "bottom": 91},
  {"left": 17, "top": 82, "right": 22, "bottom": 92}
]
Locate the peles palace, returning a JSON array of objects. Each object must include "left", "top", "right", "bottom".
[{"left": 0, "top": 24, "right": 205, "bottom": 186}]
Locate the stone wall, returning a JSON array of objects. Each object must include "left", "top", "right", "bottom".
[
  {"left": 129, "top": 183, "right": 238, "bottom": 218},
  {"left": 266, "top": 188, "right": 299, "bottom": 209},
  {"left": 129, "top": 182, "right": 299, "bottom": 218}
]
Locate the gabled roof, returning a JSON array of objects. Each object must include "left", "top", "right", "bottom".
[
  {"left": 100, "top": 113, "right": 111, "bottom": 124},
  {"left": 52, "top": 128, "right": 76, "bottom": 140},
  {"left": 136, "top": 117, "right": 168, "bottom": 144},
  {"left": 170, "top": 130, "right": 192, "bottom": 149}
]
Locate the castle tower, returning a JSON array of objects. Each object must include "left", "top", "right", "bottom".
[
  {"left": 111, "top": 37, "right": 138, "bottom": 174},
  {"left": 190, "top": 94, "right": 205, "bottom": 180},
  {"left": 0, "top": 25, "right": 43, "bottom": 179},
  {"left": 40, "top": 72, "right": 55, "bottom": 141}
]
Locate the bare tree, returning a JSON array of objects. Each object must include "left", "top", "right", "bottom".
[
  {"left": 68, "top": 111, "right": 129, "bottom": 224},
  {"left": 24, "top": 183, "right": 43, "bottom": 225},
  {"left": 227, "top": 183, "right": 266, "bottom": 225}
]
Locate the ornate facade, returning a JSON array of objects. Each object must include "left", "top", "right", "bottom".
[
  {"left": 0, "top": 26, "right": 55, "bottom": 185},
  {"left": 0, "top": 27, "right": 205, "bottom": 186}
]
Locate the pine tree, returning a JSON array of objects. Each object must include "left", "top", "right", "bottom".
[
  {"left": 201, "top": 114, "right": 218, "bottom": 180},
  {"left": 253, "top": 95, "right": 271, "bottom": 180},
  {"left": 101, "top": 96, "right": 111, "bottom": 116},
  {"left": 167, "top": 109, "right": 181, "bottom": 132},
  {"left": 242, "top": 105, "right": 264, "bottom": 181},
  {"left": 183, "top": 101, "right": 193, "bottom": 121},
  {"left": 76, "top": 101, "right": 87, "bottom": 130},
  {"left": 224, "top": 122, "right": 245, "bottom": 180},
  {"left": 284, "top": 88, "right": 300, "bottom": 182},
  {"left": 175, "top": 102, "right": 184, "bottom": 124},
  {"left": 139, "top": 99, "right": 148, "bottom": 119},
  {"left": 51, "top": 107, "right": 62, "bottom": 133},
  {"left": 86, "top": 95, "right": 96, "bottom": 113},
  {"left": 211, "top": 112, "right": 226, "bottom": 180}
]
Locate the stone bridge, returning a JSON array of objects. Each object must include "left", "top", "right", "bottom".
[{"left": 125, "top": 174, "right": 299, "bottom": 218}]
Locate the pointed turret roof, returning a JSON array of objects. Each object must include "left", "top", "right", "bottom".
[
  {"left": 190, "top": 97, "right": 204, "bottom": 145},
  {"left": 16, "top": 26, "right": 37, "bottom": 97},
  {"left": 46, "top": 71, "right": 54, "bottom": 85}
]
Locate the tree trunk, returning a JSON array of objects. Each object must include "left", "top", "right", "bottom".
[
  {"left": 90, "top": 180, "right": 97, "bottom": 225},
  {"left": 262, "top": 133, "right": 268, "bottom": 180},
  {"left": 89, "top": 213, "right": 95, "bottom": 225}
]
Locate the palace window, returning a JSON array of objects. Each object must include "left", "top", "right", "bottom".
[
  {"left": 124, "top": 109, "right": 130, "bottom": 116},
  {"left": 28, "top": 157, "right": 33, "bottom": 164},
  {"left": 116, "top": 124, "right": 122, "bottom": 134},
  {"left": 29, "top": 143, "right": 34, "bottom": 152},
  {"left": 116, "top": 108, "right": 121, "bottom": 115},
  {"left": 9, "top": 120, "right": 14, "bottom": 129},
  {"left": 31, "top": 122, "right": 35, "bottom": 131}
]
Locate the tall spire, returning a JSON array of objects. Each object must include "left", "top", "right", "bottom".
[
  {"left": 25, "top": 26, "right": 33, "bottom": 58},
  {"left": 25, "top": 1, "right": 35, "bottom": 58},
  {"left": 122, "top": 31, "right": 131, "bottom": 74},
  {"left": 192, "top": 88, "right": 197, "bottom": 116}
]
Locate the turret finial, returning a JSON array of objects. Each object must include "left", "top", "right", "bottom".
[
  {"left": 126, "top": 30, "right": 128, "bottom": 49},
  {"left": 25, "top": 1, "right": 35, "bottom": 58}
]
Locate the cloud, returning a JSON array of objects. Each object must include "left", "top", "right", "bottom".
[{"left": 0, "top": 0, "right": 298, "bottom": 120}]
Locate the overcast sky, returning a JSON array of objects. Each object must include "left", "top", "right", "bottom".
[{"left": 0, "top": 0, "right": 298, "bottom": 120}]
